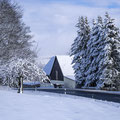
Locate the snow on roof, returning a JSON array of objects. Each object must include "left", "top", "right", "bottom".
[
  {"left": 57, "top": 55, "right": 74, "bottom": 77},
  {"left": 43, "top": 56, "right": 55, "bottom": 75},
  {"left": 43, "top": 55, "right": 75, "bottom": 80}
]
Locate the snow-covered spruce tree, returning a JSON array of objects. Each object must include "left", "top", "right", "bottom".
[
  {"left": 0, "top": 0, "right": 36, "bottom": 64},
  {"left": 84, "top": 17, "right": 103, "bottom": 88},
  {"left": 0, "top": 58, "right": 50, "bottom": 87},
  {"left": 71, "top": 17, "right": 90, "bottom": 88},
  {"left": 97, "top": 13, "right": 120, "bottom": 90}
]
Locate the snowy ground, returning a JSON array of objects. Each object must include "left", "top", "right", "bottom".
[{"left": 0, "top": 87, "right": 120, "bottom": 120}]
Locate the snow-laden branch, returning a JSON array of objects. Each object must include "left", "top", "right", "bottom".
[{"left": 0, "top": 58, "right": 50, "bottom": 87}]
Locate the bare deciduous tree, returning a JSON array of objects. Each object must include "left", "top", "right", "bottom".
[{"left": 0, "top": 0, "right": 36, "bottom": 64}]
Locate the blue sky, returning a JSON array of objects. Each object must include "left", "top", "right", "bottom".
[
  {"left": 14, "top": 0, "right": 120, "bottom": 56},
  {"left": 16, "top": 0, "right": 120, "bottom": 8}
]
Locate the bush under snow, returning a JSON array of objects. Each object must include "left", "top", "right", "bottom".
[{"left": 0, "top": 59, "right": 50, "bottom": 87}]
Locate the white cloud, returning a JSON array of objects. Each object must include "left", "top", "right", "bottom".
[{"left": 15, "top": 0, "right": 120, "bottom": 56}]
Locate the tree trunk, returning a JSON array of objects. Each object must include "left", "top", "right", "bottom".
[
  {"left": 20, "top": 77, "right": 23, "bottom": 93},
  {"left": 17, "top": 78, "right": 20, "bottom": 93}
]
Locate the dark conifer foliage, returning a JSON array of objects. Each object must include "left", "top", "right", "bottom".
[
  {"left": 71, "top": 13, "right": 120, "bottom": 90},
  {"left": 71, "top": 16, "right": 90, "bottom": 87}
]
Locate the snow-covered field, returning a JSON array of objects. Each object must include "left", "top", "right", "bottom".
[{"left": 0, "top": 88, "right": 120, "bottom": 120}]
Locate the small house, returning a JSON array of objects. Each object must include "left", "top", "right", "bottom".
[{"left": 43, "top": 55, "right": 76, "bottom": 88}]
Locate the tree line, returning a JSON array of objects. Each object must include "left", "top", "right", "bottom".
[{"left": 71, "top": 13, "right": 120, "bottom": 90}]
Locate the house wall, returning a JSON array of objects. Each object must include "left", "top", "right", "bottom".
[
  {"left": 118, "top": 86, "right": 120, "bottom": 91},
  {"left": 64, "top": 77, "right": 76, "bottom": 89}
]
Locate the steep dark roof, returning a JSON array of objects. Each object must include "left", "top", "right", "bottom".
[{"left": 43, "top": 55, "right": 75, "bottom": 80}]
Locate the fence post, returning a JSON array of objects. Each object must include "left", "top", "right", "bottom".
[{"left": 65, "top": 88, "right": 66, "bottom": 94}]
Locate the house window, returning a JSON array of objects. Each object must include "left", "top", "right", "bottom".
[{"left": 56, "top": 70, "right": 58, "bottom": 80}]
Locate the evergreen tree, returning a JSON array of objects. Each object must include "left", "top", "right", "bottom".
[
  {"left": 71, "top": 13, "right": 120, "bottom": 90},
  {"left": 84, "top": 17, "right": 103, "bottom": 87},
  {"left": 0, "top": 0, "right": 36, "bottom": 64},
  {"left": 71, "top": 17, "right": 84, "bottom": 85},
  {"left": 71, "top": 17, "right": 90, "bottom": 87},
  {"left": 97, "top": 13, "right": 120, "bottom": 90}
]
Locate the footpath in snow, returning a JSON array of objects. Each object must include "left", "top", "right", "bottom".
[{"left": 0, "top": 88, "right": 120, "bottom": 120}]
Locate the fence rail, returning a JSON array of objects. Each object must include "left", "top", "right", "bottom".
[{"left": 22, "top": 88, "right": 120, "bottom": 103}]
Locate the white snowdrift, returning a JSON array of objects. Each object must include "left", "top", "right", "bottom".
[{"left": 0, "top": 88, "right": 120, "bottom": 120}]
